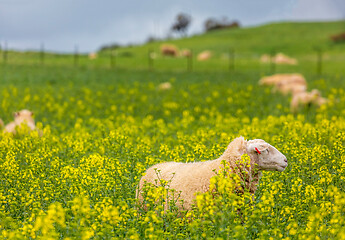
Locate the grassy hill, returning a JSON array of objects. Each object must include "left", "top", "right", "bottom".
[
  {"left": 102, "top": 19, "right": 345, "bottom": 74},
  {"left": 105, "top": 20, "right": 345, "bottom": 58},
  {"left": 154, "top": 20, "right": 345, "bottom": 55},
  {"left": 3, "top": 20, "right": 345, "bottom": 74}
]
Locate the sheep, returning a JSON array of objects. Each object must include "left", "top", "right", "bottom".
[
  {"left": 259, "top": 73, "right": 306, "bottom": 87},
  {"left": 331, "top": 32, "right": 345, "bottom": 43},
  {"left": 180, "top": 49, "right": 192, "bottom": 58},
  {"left": 137, "top": 137, "right": 287, "bottom": 210},
  {"left": 197, "top": 50, "right": 212, "bottom": 61},
  {"left": 160, "top": 44, "right": 179, "bottom": 57},
  {"left": 260, "top": 54, "right": 270, "bottom": 63},
  {"left": 4, "top": 109, "right": 36, "bottom": 134},
  {"left": 260, "top": 53, "right": 297, "bottom": 65},
  {"left": 157, "top": 82, "right": 172, "bottom": 91},
  {"left": 290, "top": 89, "right": 328, "bottom": 113},
  {"left": 274, "top": 53, "right": 298, "bottom": 65},
  {"left": 273, "top": 81, "right": 307, "bottom": 96},
  {"left": 88, "top": 52, "right": 97, "bottom": 60}
]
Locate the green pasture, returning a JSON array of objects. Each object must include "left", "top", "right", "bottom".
[{"left": 2, "top": 20, "right": 345, "bottom": 74}]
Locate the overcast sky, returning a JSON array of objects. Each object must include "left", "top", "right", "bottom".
[{"left": 1, "top": 0, "right": 345, "bottom": 53}]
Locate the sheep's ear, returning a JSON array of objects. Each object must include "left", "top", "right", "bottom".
[
  {"left": 13, "top": 112, "right": 20, "bottom": 117},
  {"left": 247, "top": 141, "right": 269, "bottom": 154},
  {"left": 30, "top": 111, "right": 34, "bottom": 116}
]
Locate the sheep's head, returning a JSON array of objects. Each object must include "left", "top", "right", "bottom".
[
  {"left": 311, "top": 89, "right": 321, "bottom": 97},
  {"left": 246, "top": 139, "right": 288, "bottom": 172},
  {"left": 14, "top": 109, "right": 34, "bottom": 124}
]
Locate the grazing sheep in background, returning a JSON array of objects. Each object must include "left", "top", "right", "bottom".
[
  {"left": 160, "top": 44, "right": 179, "bottom": 57},
  {"left": 4, "top": 109, "right": 36, "bottom": 134},
  {"left": 290, "top": 89, "right": 328, "bottom": 113},
  {"left": 330, "top": 32, "right": 345, "bottom": 43},
  {"left": 260, "top": 54, "right": 270, "bottom": 63},
  {"left": 259, "top": 73, "right": 286, "bottom": 86},
  {"left": 273, "top": 80, "right": 307, "bottom": 96},
  {"left": 274, "top": 53, "right": 298, "bottom": 65},
  {"left": 137, "top": 137, "right": 288, "bottom": 210},
  {"left": 88, "top": 52, "right": 97, "bottom": 60},
  {"left": 259, "top": 73, "right": 306, "bottom": 87},
  {"left": 260, "top": 53, "right": 298, "bottom": 65},
  {"left": 180, "top": 49, "right": 192, "bottom": 57},
  {"left": 157, "top": 82, "right": 172, "bottom": 91},
  {"left": 197, "top": 50, "right": 212, "bottom": 61}
]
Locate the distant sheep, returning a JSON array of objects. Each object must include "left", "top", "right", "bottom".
[
  {"left": 259, "top": 73, "right": 306, "bottom": 87},
  {"left": 180, "top": 49, "right": 192, "bottom": 58},
  {"left": 274, "top": 53, "right": 298, "bottom": 65},
  {"left": 290, "top": 89, "right": 328, "bottom": 113},
  {"left": 260, "top": 53, "right": 297, "bottom": 65},
  {"left": 157, "top": 82, "right": 172, "bottom": 91},
  {"left": 137, "top": 137, "right": 287, "bottom": 210},
  {"left": 160, "top": 44, "right": 179, "bottom": 57},
  {"left": 4, "top": 109, "right": 36, "bottom": 134},
  {"left": 273, "top": 81, "right": 307, "bottom": 96},
  {"left": 331, "top": 32, "right": 345, "bottom": 43},
  {"left": 88, "top": 52, "right": 97, "bottom": 60},
  {"left": 197, "top": 50, "right": 212, "bottom": 61},
  {"left": 260, "top": 54, "right": 270, "bottom": 63}
]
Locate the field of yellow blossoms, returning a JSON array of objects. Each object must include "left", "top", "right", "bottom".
[{"left": 0, "top": 65, "right": 345, "bottom": 239}]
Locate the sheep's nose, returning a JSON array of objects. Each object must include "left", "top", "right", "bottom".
[{"left": 284, "top": 157, "right": 288, "bottom": 163}]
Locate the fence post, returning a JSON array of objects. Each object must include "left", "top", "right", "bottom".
[
  {"left": 40, "top": 43, "right": 45, "bottom": 66},
  {"left": 229, "top": 48, "right": 235, "bottom": 71},
  {"left": 74, "top": 45, "right": 79, "bottom": 67},
  {"left": 187, "top": 49, "right": 193, "bottom": 72},
  {"left": 3, "top": 42, "right": 8, "bottom": 64},
  {"left": 110, "top": 49, "right": 116, "bottom": 69},
  {"left": 270, "top": 50, "right": 276, "bottom": 73},
  {"left": 316, "top": 48, "right": 323, "bottom": 75},
  {"left": 148, "top": 48, "right": 154, "bottom": 71}
]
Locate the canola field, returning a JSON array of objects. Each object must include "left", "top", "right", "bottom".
[{"left": 0, "top": 64, "right": 345, "bottom": 239}]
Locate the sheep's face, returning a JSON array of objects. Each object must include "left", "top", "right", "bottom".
[
  {"left": 14, "top": 109, "right": 34, "bottom": 124},
  {"left": 247, "top": 139, "right": 288, "bottom": 172}
]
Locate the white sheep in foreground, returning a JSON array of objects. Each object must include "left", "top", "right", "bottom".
[
  {"left": 4, "top": 109, "right": 36, "bottom": 134},
  {"left": 137, "top": 137, "right": 288, "bottom": 210}
]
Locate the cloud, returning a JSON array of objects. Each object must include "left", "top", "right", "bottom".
[
  {"left": 289, "top": 0, "right": 345, "bottom": 21},
  {"left": 1, "top": 0, "right": 344, "bottom": 52}
]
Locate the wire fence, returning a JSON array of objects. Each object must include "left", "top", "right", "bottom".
[{"left": 0, "top": 42, "right": 343, "bottom": 76}]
